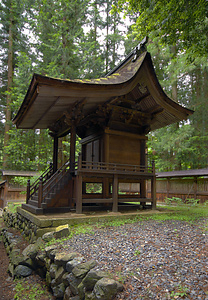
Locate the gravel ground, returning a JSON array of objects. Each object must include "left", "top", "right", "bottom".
[{"left": 57, "top": 218, "right": 208, "bottom": 300}]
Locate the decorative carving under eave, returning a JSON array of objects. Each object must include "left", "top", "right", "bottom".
[
  {"left": 49, "top": 99, "right": 86, "bottom": 137},
  {"left": 49, "top": 115, "right": 69, "bottom": 137},
  {"left": 68, "top": 99, "right": 86, "bottom": 123}
]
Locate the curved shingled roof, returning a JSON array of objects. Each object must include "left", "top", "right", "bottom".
[{"left": 13, "top": 51, "right": 193, "bottom": 138}]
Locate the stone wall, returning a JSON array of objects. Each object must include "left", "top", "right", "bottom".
[
  {"left": 1, "top": 208, "right": 123, "bottom": 300},
  {"left": 3, "top": 208, "right": 38, "bottom": 242}
]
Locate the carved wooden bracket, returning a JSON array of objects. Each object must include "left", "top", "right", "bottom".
[{"left": 49, "top": 99, "right": 86, "bottom": 137}]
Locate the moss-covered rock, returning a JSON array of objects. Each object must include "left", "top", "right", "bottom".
[
  {"left": 54, "top": 224, "right": 70, "bottom": 239},
  {"left": 93, "top": 278, "right": 122, "bottom": 300},
  {"left": 72, "top": 260, "right": 96, "bottom": 279},
  {"left": 55, "top": 252, "right": 81, "bottom": 269},
  {"left": 65, "top": 255, "right": 84, "bottom": 273},
  {"left": 82, "top": 270, "right": 108, "bottom": 291}
]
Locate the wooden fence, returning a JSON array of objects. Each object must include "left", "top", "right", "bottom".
[
  {"left": 121, "top": 169, "right": 208, "bottom": 204},
  {"left": 147, "top": 176, "right": 208, "bottom": 203},
  {"left": 0, "top": 170, "right": 38, "bottom": 208}
]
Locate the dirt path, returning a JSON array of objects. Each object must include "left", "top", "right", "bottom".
[{"left": 0, "top": 219, "right": 16, "bottom": 300}]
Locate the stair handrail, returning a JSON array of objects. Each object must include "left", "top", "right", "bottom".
[
  {"left": 27, "top": 163, "right": 53, "bottom": 201},
  {"left": 41, "top": 159, "right": 71, "bottom": 203}
]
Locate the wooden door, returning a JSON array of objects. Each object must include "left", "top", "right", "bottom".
[
  {"left": 85, "top": 139, "right": 100, "bottom": 163},
  {"left": 86, "top": 142, "right": 93, "bottom": 162}
]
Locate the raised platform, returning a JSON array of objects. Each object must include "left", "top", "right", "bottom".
[{"left": 17, "top": 204, "right": 159, "bottom": 237}]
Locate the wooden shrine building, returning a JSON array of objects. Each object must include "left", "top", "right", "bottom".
[{"left": 13, "top": 40, "right": 193, "bottom": 214}]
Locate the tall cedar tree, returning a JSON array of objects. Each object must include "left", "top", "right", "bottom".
[{"left": 0, "top": 0, "right": 28, "bottom": 168}]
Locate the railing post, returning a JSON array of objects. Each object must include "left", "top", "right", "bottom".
[
  {"left": 38, "top": 176, "right": 43, "bottom": 208},
  {"left": 26, "top": 179, "right": 30, "bottom": 204},
  {"left": 151, "top": 160, "right": 156, "bottom": 209}
]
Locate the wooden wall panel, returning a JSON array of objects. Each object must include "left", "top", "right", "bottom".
[{"left": 108, "top": 134, "right": 140, "bottom": 165}]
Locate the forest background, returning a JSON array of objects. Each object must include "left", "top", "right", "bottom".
[{"left": 0, "top": 0, "right": 207, "bottom": 175}]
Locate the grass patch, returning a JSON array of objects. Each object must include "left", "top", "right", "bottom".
[
  {"left": 14, "top": 278, "right": 53, "bottom": 300},
  {"left": 47, "top": 202, "right": 208, "bottom": 249},
  {"left": 155, "top": 202, "right": 208, "bottom": 222},
  {"left": 6, "top": 202, "right": 22, "bottom": 213}
]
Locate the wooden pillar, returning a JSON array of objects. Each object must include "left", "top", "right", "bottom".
[
  {"left": 38, "top": 177, "right": 43, "bottom": 208},
  {"left": 70, "top": 124, "right": 76, "bottom": 171},
  {"left": 76, "top": 155, "right": 82, "bottom": 213},
  {"left": 53, "top": 136, "right": 58, "bottom": 173},
  {"left": 3, "top": 180, "right": 8, "bottom": 208},
  {"left": 167, "top": 178, "right": 170, "bottom": 199},
  {"left": 2, "top": 184, "right": 6, "bottom": 208},
  {"left": 151, "top": 161, "right": 156, "bottom": 209},
  {"left": 76, "top": 175, "right": 82, "bottom": 214},
  {"left": 26, "top": 179, "right": 30, "bottom": 204},
  {"left": 140, "top": 139, "right": 146, "bottom": 199},
  {"left": 103, "top": 132, "right": 110, "bottom": 198},
  {"left": 194, "top": 176, "right": 197, "bottom": 199},
  {"left": 112, "top": 174, "right": 118, "bottom": 212}
]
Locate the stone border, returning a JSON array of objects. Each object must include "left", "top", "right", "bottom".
[{"left": 1, "top": 208, "right": 123, "bottom": 300}]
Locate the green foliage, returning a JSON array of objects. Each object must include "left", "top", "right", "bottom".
[
  {"left": 10, "top": 173, "right": 41, "bottom": 188},
  {"left": 164, "top": 196, "right": 201, "bottom": 207},
  {"left": 116, "top": 0, "right": 208, "bottom": 60},
  {"left": 186, "top": 198, "right": 200, "bottom": 206},
  {"left": 14, "top": 278, "right": 53, "bottom": 300},
  {"left": 156, "top": 202, "right": 208, "bottom": 222},
  {"left": 134, "top": 249, "right": 141, "bottom": 256},
  {"left": 3, "top": 128, "right": 53, "bottom": 171},
  {"left": 146, "top": 32, "right": 208, "bottom": 171},
  {"left": 7, "top": 202, "right": 22, "bottom": 213},
  {"left": 62, "top": 135, "right": 81, "bottom": 161},
  {"left": 86, "top": 183, "right": 103, "bottom": 193},
  {"left": 164, "top": 197, "right": 184, "bottom": 206},
  {"left": 170, "top": 285, "right": 189, "bottom": 299}
]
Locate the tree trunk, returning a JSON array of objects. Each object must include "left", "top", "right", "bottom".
[
  {"left": 105, "top": 0, "right": 109, "bottom": 73},
  {"left": 3, "top": 5, "right": 14, "bottom": 169}
]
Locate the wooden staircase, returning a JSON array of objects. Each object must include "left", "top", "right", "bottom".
[{"left": 22, "top": 160, "right": 73, "bottom": 214}]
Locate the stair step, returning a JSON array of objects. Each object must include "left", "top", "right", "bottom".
[
  {"left": 31, "top": 195, "right": 38, "bottom": 201},
  {"left": 44, "top": 197, "right": 51, "bottom": 203},
  {"left": 22, "top": 203, "right": 43, "bottom": 215},
  {"left": 41, "top": 203, "right": 47, "bottom": 209},
  {"left": 28, "top": 199, "right": 39, "bottom": 207},
  {"left": 27, "top": 170, "right": 72, "bottom": 210}
]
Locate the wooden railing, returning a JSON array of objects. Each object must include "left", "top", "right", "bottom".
[
  {"left": 26, "top": 157, "right": 155, "bottom": 210},
  {"left": 74, "top": 159, "right": 154, "bottom": 174},
  {"left": 26, "top": 163, "right": 53, "bottom": 202}
]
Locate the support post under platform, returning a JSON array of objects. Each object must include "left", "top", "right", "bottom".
[
  {"left": 112, "top": 174, "right": 118, "bottom": 212},
  {"left": 151, "top": 161, "right": 156, "bottom": 209}
]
